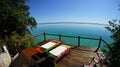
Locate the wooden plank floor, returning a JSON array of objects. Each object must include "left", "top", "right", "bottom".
[{"left": 56, "top": 46, "right": 98, "bottom": 67}]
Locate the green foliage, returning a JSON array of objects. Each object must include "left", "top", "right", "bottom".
[
  {"left": 0, "top": 0, "right": 37, "bottom": 55},
  {"left": 105, "top": 20, "right": 120, "bottom": 41},
  {"left": 105, "top": 20, "right": 120, "bottom": 67},
  {"left": 101, "top": 44, "right": 113, "bottom": 57},
  {"left": 5, "top": 32, "right": 35, "bottom": 55},
  {"left": 19, "top": 34, "right": 35, "bottom": 50},
  {"left": 0, "top": 0, "right": 37, "bottom": 39}
]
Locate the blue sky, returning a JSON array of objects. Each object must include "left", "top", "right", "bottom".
[{"left": 27, "top": 0, "right": 120, "bottom": 24}]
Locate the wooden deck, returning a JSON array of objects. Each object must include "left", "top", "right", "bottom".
[{"left": 9, "top": 40, "right": 103, "bottom": 67}]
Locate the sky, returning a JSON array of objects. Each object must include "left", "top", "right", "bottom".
[{"left": 27, "top": 0, "right": 120, "bottom": 24}]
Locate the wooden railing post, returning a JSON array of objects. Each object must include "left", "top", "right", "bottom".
[
  {"left": 59, "top": 34, "right": 61, "bottom": 41},
  {"left": 95, "top": 37, "right": 102, "bottom": 52},
  {"left": 78, "top": 36, "right": 80, "bottom": 46},
  {"left": 43, "top": 32, "right": 46, "bottom": 41}
]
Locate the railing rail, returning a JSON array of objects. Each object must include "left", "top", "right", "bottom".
[{"left": 80, "top": 36, "right": 100, "bottom": 40}]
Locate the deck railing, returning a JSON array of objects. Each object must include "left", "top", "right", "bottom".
[
  {"left": 43, "top": 32, "right": 99, "bottom": 46},
  {"left": 41, "top": 32, "right": 111, "bottom": 52}
]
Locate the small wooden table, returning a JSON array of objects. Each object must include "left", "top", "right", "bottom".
[{"left": 22, "top": 47, "right": 47, "bottom": 63}]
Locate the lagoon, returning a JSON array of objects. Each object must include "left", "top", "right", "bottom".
[{"left": 31, "top": 24, "right": 112, "bottom": 47}]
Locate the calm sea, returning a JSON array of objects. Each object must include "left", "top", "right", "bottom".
[{"left": 31, "top": 24, "right": 113, "bottom": 47}]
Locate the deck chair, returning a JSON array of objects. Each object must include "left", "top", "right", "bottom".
[
  {"left": 48, "top": 44, "right": 71, "bottom": 62},
  {"left": 40, "top": 40, "right": 60, "bottom": 52}
]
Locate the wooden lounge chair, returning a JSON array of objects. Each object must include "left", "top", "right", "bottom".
[
  {"left": 40, "top": 40, "right": 61, "bottom": 52},
  {"left": 48, "top": 44, "right": 71, "bottom": 62}
]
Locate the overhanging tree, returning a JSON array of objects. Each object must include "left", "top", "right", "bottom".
[
  {"left": 105, "top": 20, "right": 120, "bottom": 67},
  {"left": 0, "top": 0, "right": 37, "bottom": 39},
  {"left": 0, "top": 0, "right": 37, "bottom": 54}
]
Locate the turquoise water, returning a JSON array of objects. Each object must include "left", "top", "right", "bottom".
[{"left": 31, "top": 24, "right": 112, "bottom": 47}]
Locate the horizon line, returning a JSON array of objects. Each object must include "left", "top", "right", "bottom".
[{"left": 37, "top": 22, "right": 109, "bottom": 26}]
